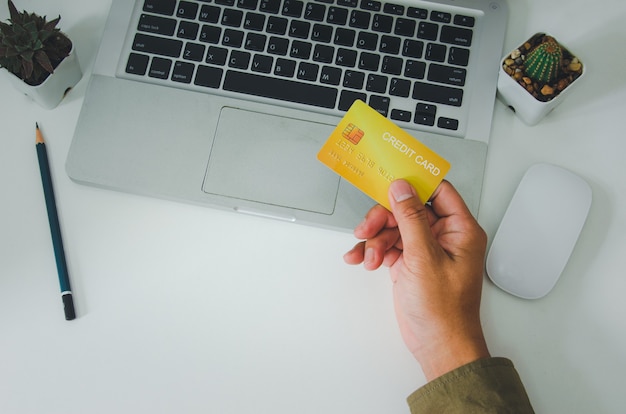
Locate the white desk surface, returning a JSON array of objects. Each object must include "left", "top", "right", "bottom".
[{"left": 1, "top": 1, "right": 625, "bottom": 413}]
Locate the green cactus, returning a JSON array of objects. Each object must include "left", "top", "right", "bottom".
[{"left": 524, "top": 36, "right": 562, "bottom": 84}]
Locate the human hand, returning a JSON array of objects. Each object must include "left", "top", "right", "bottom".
[{"left": 343, "top": 180, "right": 490, "bottom": 380}]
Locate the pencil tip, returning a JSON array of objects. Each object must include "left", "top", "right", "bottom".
[{"left": 35, "top": 123, "right": 44, "bottom": 144}]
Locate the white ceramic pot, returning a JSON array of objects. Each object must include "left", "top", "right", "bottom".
[
  {"left": 497, "top": 34, "right": 584, "bottom": 126},
  {"left": 3, "top": 45, "right": 82, "bottom": 109}
]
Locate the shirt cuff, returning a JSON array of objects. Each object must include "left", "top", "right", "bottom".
[{"left": 407, "top": 357, "right": 534, "bottom": 413}]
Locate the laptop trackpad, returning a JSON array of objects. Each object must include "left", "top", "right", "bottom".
[{"left": 202, "top": 107, "right": 340, "bottom": 214}]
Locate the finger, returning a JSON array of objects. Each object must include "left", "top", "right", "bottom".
[
  {"left": 388, "top": 180, "right": 436, "bottom": 254},
  {"left": 354, "top": 204, "right": 398, "bottom": 240},
  {"left": 428, "top": 180, "right": 473, "bottom": 220},
  {"left": 343, "top": 241, "right": 366, "bottom": 265},
  {"left": 361, "top": 227, "right": 401, "bottom": 270}
]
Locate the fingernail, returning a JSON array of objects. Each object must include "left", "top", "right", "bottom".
[
  {"left": 364, "top": 248, "right": 375, "bottom": 265},
  {"left": 390, "top": 180, "right": 416, "bottom": 203}
]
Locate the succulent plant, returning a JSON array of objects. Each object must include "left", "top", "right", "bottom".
[
  {"left": 524, "top": 36, "right": 562, "bottom": 84},
  {"left": 0, "top": 0, "right": 72, "bottom": 86}
]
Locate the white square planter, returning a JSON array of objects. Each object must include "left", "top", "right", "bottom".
[
  {"left": 497, "top": 33, "right": 584, "bottom": 126},
  {"left": 3, "top": 46, "right": 82, "bottom": 109}
]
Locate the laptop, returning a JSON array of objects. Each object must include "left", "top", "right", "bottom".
[{"left": 66, "top": 0, "right": 508, "bottom": 231}]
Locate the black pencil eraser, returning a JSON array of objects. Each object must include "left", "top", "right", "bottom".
[{"left": 63, "top": 294, "right": 76, "bottom": 320}]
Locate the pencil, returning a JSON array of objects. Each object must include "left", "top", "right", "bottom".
[{"left": 36, "top": 123, "right": 76, "bottom": 321}]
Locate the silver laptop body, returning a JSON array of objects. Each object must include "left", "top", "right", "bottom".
[{"left": 66, "top": 0, "right": 508, "bottom": 231}]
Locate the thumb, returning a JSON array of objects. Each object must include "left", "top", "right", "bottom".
[{"left": 388, "top": 180, "right": 434, "bottom": 253}]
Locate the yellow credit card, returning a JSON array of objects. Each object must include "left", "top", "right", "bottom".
[{"left": 317, "top": 100, "right": 450, "bottom": 210}]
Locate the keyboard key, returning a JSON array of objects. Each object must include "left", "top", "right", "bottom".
[
  {"left": 224, "top": 71, "right": 338, "bottom": 108},
  {"left": 222, "top": 9, "right": 244, "bottom": 27},
  {"left": 143, "top": 0, "right": 176, "bottom": 16},
  {"left": 177, "top": 21, "right": 200, "bottom": 39},
  {"left": 320, "top": 66, "right": 342, "bottom": 85},
  {"left": 327, "top": 7, "right": 349, "bottom": 25},
  {"left": 244, "top": 13, "right": 266, "bottom": 31},
  {"left": 245, "top": 33, "right": 267, "bottom": 51},
  {"left": 194, "top": 65, "right": 224, "bottom": 88},
  {"left": 290, "top": 40, "right": 312, "bottom": 59},
  {"left": 338, "top": 0, "right": 358, "bottom": 7},
  {"left": 267, "top": 16, "right": 288, "bottom": 35},
  {"left": 448, "top": 47, "right": 470, "bottom": 66},
  {"left": 334, "top": 28, "right": 356, "bottom": 47},
  {"left": 229, "top": 50, "right": 251, "bottom": 69},
  {"left": 438, "top": 117, "right": 459, "bottom": 130},
  {"left": 304, "top": 3, "right": 327, "bottom": 21},
  {"left": 391, "top": 109, "right": 411, "bottom": 122},
  {"left": 260, "top": 0, "right": 281, "bottom": 14},
  {"left": 183, "top": 43, "right": 206, "bottom": 61},
  {"left": 389, "top": 78, "right": 410, "bottom": 97},
  {"left": 356, "top": 32, "right": 378, "bottom": 50},
  {"left": 274, "top": 58, "right": 296, "bottom": 77},
  {"left": 404, "top": 60, "right": 426, "bottom": 79},
  {"left": 126, "top": 53, "right": 149, "bottom": 75},
  {"left": 313, "top": 44, "right": 335, "bottom": 63},
  {"left": 343, "top": 70, "right": 365, "bottom": 89},
  {"left": 199, "top": 5, "right": 220, "bottom": 23},
  {"left": 251, "top": 54, "right": 273, "bottom": 73},
  {"left": 381, "top": 56, "right": 402, "bottom": 75},
  {"left": 394, "top": 18, "right": 416, "bottom": 37},
  {"left": 338, "top": 90, "right": 366, "bottom": 111},
  {"left": 417, "top": 22, "right": 438, "bottom": 40},
  {"left": 237, "top": 0, "right": 259, "bottom": 10},
  {"left": 379, "top": 35, "right": 400, "bottom": 54},
  {"left": 407, "top": 7, "right": 427, "bottom": 19},
  {"left": 402, "top": 39, "right": 424, "bottom": 58},
  {"left": 172, "top": 61, "right": 195, "bottom": 83},
  {"left": 200, "top": 25, "right": 222, "bottom": 43},
  {"left": 369, "top": 95, "right": 390, "bottom": 116},
  {"left": 425, "top": 43, "right": 446, "bottom": 62},
  {"left": 360, "top": 0, "right": 381, "bottom": 12},
  {"left": 413, "top": 82, "right": 463, "bottom": 106},
  {"left": 149, "top": 57, "right": 172, "bottom": 79},
  {"left": 358, "top": 52, "right": 380, "bottom": 71},
  {"left": 132, "top": 33, "right": 183, "bottom": 58},
  {"left": 414, "top": 103, "right": 436, "bottom": 126},
  {"left": 335, "top": 48, "right": 357, "bottom": 67},
  {"left": 372, "top": 14, "right": 393, "bottom": 33},
  {"left": 311, "top": 24, "right": 333, "bottom": 43},
  {"left": 177, "top": 1, "right": 199, "bottom": 20},
  {"left": 297, "top": 62, "right": 320, "bottom": 81},
  {"left": 366, "top": 74, "right": 387, "bottom": 93},
  {"left": 267, "top": 36, "right": 289, "bottom": 55},
  {"left": 427, "top": 63, "right": 466, "bottom": 86},
  {"left": 206, "top": 46, "right": 228, "bottom": 65},
  {"left": 282, "top": 0, "right": 304, "bottom": 17},
  {"left": 349, "top": 10, "right": 371, "bottom": 29},
  {"left": 289, "top": 20, "right": 311, "bottom": 38},
  {"left": 383, "top": 3, "right": 404, "bottom": 15},
  {"left": 430, "top": 10, "right": 451, "bottom": 23},
  {"left": 138, "top": 14, "right": 177, "bottom": 36},
  {"left": 440, "top": 25, "right": 473, "bottom": 47},
  {"left": 454, "top": 14, "right": 475, "bottom": 27},
  {"left": 222, "top": 29, "right": 244, "bottom": 47}
]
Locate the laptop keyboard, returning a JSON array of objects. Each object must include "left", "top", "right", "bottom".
[{"left": 121, "top": 0, "right": 478, "bottom": 136}]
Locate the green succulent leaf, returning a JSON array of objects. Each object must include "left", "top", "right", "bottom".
[{"left": 0, "top": 0, "right": 71, "bottom": 84}]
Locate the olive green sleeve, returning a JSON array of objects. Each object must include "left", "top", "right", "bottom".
[{"left": 407, "top": 357, "right": 535, "bottom": 414}]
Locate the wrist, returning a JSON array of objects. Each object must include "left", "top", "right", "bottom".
[{"left": 414, "top": 326, "right": 490, "bottom": 381}]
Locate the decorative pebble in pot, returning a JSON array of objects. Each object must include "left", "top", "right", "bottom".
[{"left": 497, "top": 33, "right": 584, "bottom": 126}]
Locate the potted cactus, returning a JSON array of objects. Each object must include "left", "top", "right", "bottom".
[
  {"left": 497, "top": 33, "right": 584, "bottom": 125},
  {"left": 0, "top": 0, "right": 82, "bottom": 109}
]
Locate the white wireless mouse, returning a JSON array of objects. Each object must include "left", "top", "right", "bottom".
[{"left": 486, "top": 163, "right": 592, "bottom": 299}]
